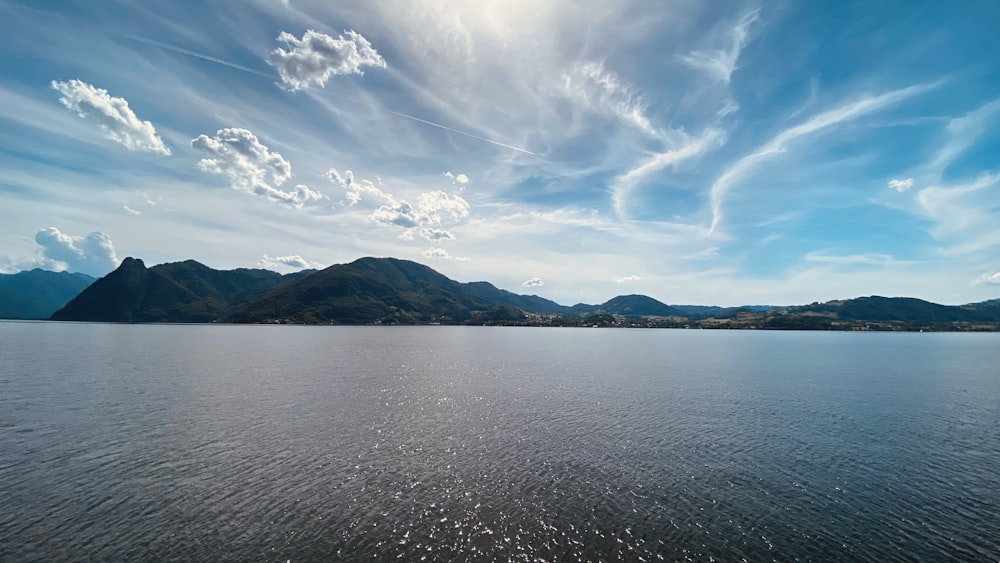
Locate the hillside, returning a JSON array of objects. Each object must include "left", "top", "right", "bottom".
[
  {"left": 51, "top": 258, "right": 309, "bottom": 322},
  {"left": 0, "top": 269, "right": 95, "bottom": 319}
]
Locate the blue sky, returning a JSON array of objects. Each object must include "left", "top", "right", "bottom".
[{"left": 1, "top": 0, "right": 999, "bottom": 306}]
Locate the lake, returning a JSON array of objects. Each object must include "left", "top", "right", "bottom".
[{"left": 1, "top": 322, "right": 997, "bottom": 561}]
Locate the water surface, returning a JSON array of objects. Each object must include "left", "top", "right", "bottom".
[{"left": 1, "top": 323, "right": 997, "bottom": 560}]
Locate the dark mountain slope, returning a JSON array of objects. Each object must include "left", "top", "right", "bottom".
[
  {"left": 51, "top": 258, "right": 305, "bottom": 322},
  {"left": 0, "top": 269, "right": 95, "bottom": 319},
  {"left": 232, "top": 257, "right": 502, "bottom": 324},
  {"left": 792, "top": 296, "right": 1000, "bottom": 323}
]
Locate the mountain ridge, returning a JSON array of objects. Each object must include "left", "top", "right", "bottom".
[{"left": 20, "top": 256, "right": 1000, "bottom": 330}]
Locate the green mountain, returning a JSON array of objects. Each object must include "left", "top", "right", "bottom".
[
  {"left": 51, "top": 258, "right": 309, "bottom": 322},
  {"left": 231, "top": 257, "right": 530, "bottom": 324},
  {"left": 568, "top": 294, "right": 683, "bottom": 317},
  {"left": 0, "top": 269, "right": 95, "bottom": 319},
  {"left": 43, "top": 256, "right": 1000, "bottom": 329}
]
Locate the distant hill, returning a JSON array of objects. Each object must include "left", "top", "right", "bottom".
[
  {"left": 0, "top": 269, "right": 94, "bottom": 319},
  {"left": 789, "top": 296, "right": 1000, "bottom": 323},
  {"left": 51, "top": 258, "right": 309, "bottom": 322}
]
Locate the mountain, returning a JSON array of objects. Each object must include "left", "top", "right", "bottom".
[
  {"left": 231, "top": 257, "right": 528, "bottom": 324},
  {"left": 789, "top": 296, "right": 1000, "bottom": 323},
  {"left": 43, "top": 256, "right": 1000, "bottom": 329},
  {"left": 0, "top": 269, "right": 95, "bottom": 319},
  {"left": 51, "top": 258, "right": 309, "bottom": 322}
]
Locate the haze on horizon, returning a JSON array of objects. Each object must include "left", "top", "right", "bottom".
[{"left": 1, "top": 0, "right": 998, "bottom": 307}]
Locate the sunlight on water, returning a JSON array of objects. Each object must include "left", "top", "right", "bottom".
[{"left": 1, "top": 323, "right": 998, "bottom": 560}]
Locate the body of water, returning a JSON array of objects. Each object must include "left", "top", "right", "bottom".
[{"left": 1, "top": 322, "right": 998, "bottom": 560}]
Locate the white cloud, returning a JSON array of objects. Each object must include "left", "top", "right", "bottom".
[
  {"left": 123, "top": 205, "right": 142, "bottom": 215},
  {"left": 258, "top": 253, "right": 324, "bottom": 270},
  {"left": 677, "top": 10, "right": 758, "bottom": 84},
  {"left": 330, "top": 169, "right": 470, "bottom": 238},
  {"left": 192, "top": 128, "right": 326, "bottom": 207},
  {"left": 977, "top": 272, "right": 1000, "bottom": 286},
  {"left": 422, "top": 247, "right": 451, "bottom": 259},
  {"left": 614, "top": 275, "right": 642, "bottom": 283},
  {"left": 51, "top": 79, "right": 171, "bottom": 155},
  {"left": 708, "top": 82, "right": 939, "bottom": 233},
  {"left": 612, "top": 128, "right": 724, "bottom": 216},
  {"left": 445, "top": 171, "right": 469, "bottom": 185},
  {"left": 419, "top": 227, "right": 454, "bottom": 241},
  {"left": 522, "top": 277, "right": 544, "bottom": 287},
  {"left": 561, "top": 62, "right": 656, "bottom": 136},
  {"left": 33, "top": 227, "right": 120, "bottom": 276},
  {"left": 268, "top": 29, "right": 386, "bottom": 91},
  {"left": 888, "top": 178, "right": 914, "bottom": 192},
  {"left": 417, "top": 191, "right": 470, "bottom": 224}
]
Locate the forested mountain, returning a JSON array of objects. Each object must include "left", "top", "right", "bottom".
[
  {"left": 34, "top": 256, "right": 1000, "bottom": 330},
  {"left": 0, "top": 269, "right": 94, "bottom": 319}
]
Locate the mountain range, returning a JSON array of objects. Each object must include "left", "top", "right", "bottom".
[
  {"left": 0, "top": 269, "right": 94, "bottom": 319},
  {"left": 1, "top": 256, "right": 997, "bottom": 330}
]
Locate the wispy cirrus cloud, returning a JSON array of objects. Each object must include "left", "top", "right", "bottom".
[
  {"left": 708, "top": 82, "right": 939, "bottom": 233},
  {"left": 51, "top": 79, "right": 171, "bottom": 155},
  {"left": 677, "top": 10, "right": 759, "bottom": 84},
  {"left": 268, "top": 29, "right": 386, "bottom": 91}
]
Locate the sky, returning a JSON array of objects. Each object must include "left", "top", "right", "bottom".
[{"left": 1, "top": 0, "right": 999, "bottom": 306}]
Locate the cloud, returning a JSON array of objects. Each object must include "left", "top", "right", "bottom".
[
  {"left": 267, "top": 29, "right": 386, "bottom": 91},
  {"left": 888, "top": 178, "right": 914, "bottom": 192},
  {"left": 123, "top": 205, "right": 142, "bottom": 215},
  {"left": 804, "top": 252, "right": 895, "bottom": 266},
  {"left": 614, "top": 275, "right": 642, "bottom": 283},
  {"left": 977, "top": 272, "right": 1000, "bottom": 286},
  {"left": 33, "top": 227, "right": 120, "bottom": 276},
  {"left": 330, "top": 169, "right": 470, "bottom": 237},
  {"left": 677, "top": 10, "right": 759, "bottom": 84},
  {"left": 612, "top": 128, "right": 724, "bottom": 216},
  {"left": 445, "top": 171, "right": 469, "bottom": 186},
  {"left": 419, "top": 227, "right": 454, "bottom": 241},
  {"left": 192, "top": 128, "right": 326, "bottom": 207},
  {"left": 561, "top": 62, "right": 656, "bottom": 136},
  {"left": 258, "top": 253, "right": 324, "bottom": 270},
  {"left": 417, "top": 191, "right": 470, "bottom": 224},
  {"left": 327, "top": 168, "right": 393, "bottom": 205},
  {"left": 708, "top": 82, "right": 939, "bottom": 233},
  {"left": 50, "top": 79, "right": 171, "bottom": 155},
  {"left": 522, "top": 277, "right": 544, "bottom": 287},
  {"left": 422, "top": 247, "right": 451, "bottom": 259}
]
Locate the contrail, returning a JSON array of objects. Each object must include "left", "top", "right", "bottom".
[
  {"left": 119, "top": 33, "right": 536, "bottom": 156},
  {"left": 386, "top": 110, "right": 536, "bottom": 156},
  {"left": 117, "top": 33, "right": 276, "bottom": 79}
]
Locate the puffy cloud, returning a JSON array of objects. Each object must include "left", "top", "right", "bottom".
[
  {"left": 422, "top": 248, "right": 451, "bottom": 259},
  {"left": 268, "top": 29, "right": 386, "bottom": 91},
  {"left": 259, "top": 254, "right": 324, "bottom": 270},
  {"left": 888, "top": 177, "right": 914, "bottom": 192},
  {"left": 51, "top": 79, "right": 171, "bottom": 155},
  {"left": 192, "top": 128, "right": 326, "bottom": 207},
  {"left": 444, "top": 171, "right": 469, "bottom": 185},
  {"left": 417, "top": 191, "right": 470, "bottom": 224},
  {"left": 330, "top": 169, "right": 470, "bottom": 238},
  {"left": 371, "top": 201, "right": 420, "bottom": 228},
  {"left": 614, "top": 275, "right": 642, "bottom": 283},
  {"left": 419, "top": 227, "right": 454, "bottom": 241},
  {"left": 34, "top": 227, "right": 120, "bottom": 276},
  {"left": 522, "top": 277, "right": 544, "bottom": 287},
  {"left": 327, "top": 168, "right": 393, "bottom": 205}
]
